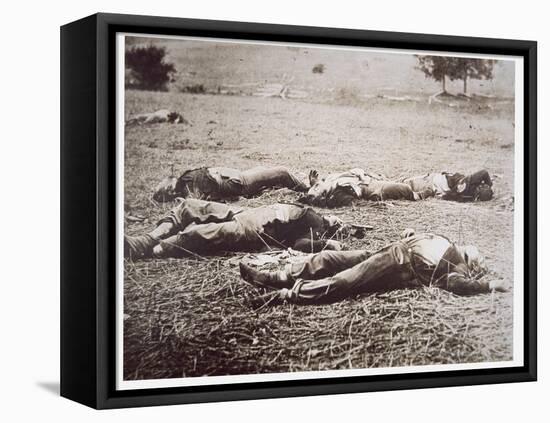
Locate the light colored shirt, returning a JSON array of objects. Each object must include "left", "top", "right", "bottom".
[
  {"left": 402, "top": 173, "right": 451, "bottom": 197},
  {"left": 208, "top": 167, "right": 242, "bottom": 185},
  {"left": 404, "top": 233, "right": 452, "bottom": 267},
  {"left": 307, "top": 168, "right": 372, "bottom": 199}
]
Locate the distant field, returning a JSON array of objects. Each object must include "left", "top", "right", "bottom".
[
  {"left": 123, "top": 88, "right": 515, "bottom": 380},
  {"left": 127, "top": 35, "right": 515, "bottom": 100}
]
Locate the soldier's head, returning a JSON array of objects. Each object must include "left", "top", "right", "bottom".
[
  {"left": 322, "top": 215, "right": 344, "bottom": 235},
  {"left": 322, "top": 215, "right": 358, "bottom": 239},
  {"left": 304, "top": 184, "right": 357, "bottom": 208},
  {"left": 323, "top": 215, "right": 342, "bottom": 228},
  {"left": 455, "top": 170, "right": 493, "bottom": 202},
  {"left": 457, "top": 245, "right": 488, "bottom": 275},
  {"left": 474, "top": 183, "right": 494, "bottom": 201},
  {"left": 304, "top": 182, "right": 327, "bottom": 205},
  {"left": 153, "top": 176, "right": 178, "bottom": 202}
]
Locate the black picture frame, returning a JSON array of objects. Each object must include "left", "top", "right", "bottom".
[{"left": 60, "top": 12, "right": 537, "bottom": 409}]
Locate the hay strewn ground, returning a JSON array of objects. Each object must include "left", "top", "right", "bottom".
[
  {"left": 124, "top": 257, "right": 512, "bottom": 379},
  {"left": 123, "top": 89, "right": 515, "bottom": 380}
]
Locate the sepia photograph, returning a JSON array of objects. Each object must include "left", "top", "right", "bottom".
[{"left": 117, "top": 33, "right": 524, "bottom": 389}]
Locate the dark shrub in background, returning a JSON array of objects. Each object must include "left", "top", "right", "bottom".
[{"left": 125, "top": 45, "right": 176, "bottom": 91}]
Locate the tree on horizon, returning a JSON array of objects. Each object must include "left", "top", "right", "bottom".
[{"left": 416, "top": 55, "right": 495, "bottom": 95}]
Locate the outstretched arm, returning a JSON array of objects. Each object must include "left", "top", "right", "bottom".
[{"left": 438, "top": 273, "right": 508, "bottom": 295}]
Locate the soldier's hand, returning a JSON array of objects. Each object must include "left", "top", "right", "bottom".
[
  {"left": 309, "top": 169, "right": 319, "bottom": 186},
  {"left": 400, "top": 228, "right": 416, "bottom": 239}
]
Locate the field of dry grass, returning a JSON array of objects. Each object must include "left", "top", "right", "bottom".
[{"left": 123, "top": 88, "right": 516, "bottom": 380}]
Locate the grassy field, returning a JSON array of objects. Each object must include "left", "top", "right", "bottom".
[{"left": 123, "top": 88, "right": 515, "bottom": 380}]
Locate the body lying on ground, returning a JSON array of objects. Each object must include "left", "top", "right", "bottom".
[
  {"left": 153, "top": 166, "right": 309, "bottom": 202},
  {"left": 300, "top": 168, "right": 429, "bottom": 207},
  {"left": 126, "top": 109, "right": 187, "bottom": 125},
  {"left": 124, "top": 198, "right": 356, "bottom": 259},
  {"left": 301, "top": 168, "right": 493, "bottom": 207},
  {"left": 400, "top": 170, "right": 493, "bottom": 202},
  {"left": 239, "top": 228, "right": 507, "bottom": 305}
]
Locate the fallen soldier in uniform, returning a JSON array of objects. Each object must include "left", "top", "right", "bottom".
[
  {"left": 300, "top": 168, "right": 431, "bottom": 207},
  {"left": 126, "top": 109, "right": 187, "bottom": 125},
  {"left": 239, "top": 228, "right": 508, "bottom": 305},
  {"left": 124, "top": 198, "right": 363, "bottom": 259},
  {"left": 153, "top": 166, "right": 309, "bottom": 202},
  {"left": 400, "top": 169, "right": 493, "bottom": 202},
  {"left": 301, "top": 168, "right": 493, "bottom": 207}
]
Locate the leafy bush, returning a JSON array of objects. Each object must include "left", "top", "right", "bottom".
[{"left": 125, "top": 45, "right": 176, "bottom": 91}]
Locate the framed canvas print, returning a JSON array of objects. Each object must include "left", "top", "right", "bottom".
[{"left": 60, "top": 13, "right": 537, "bottom": 409}]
